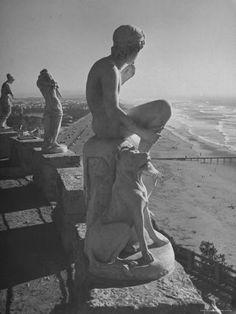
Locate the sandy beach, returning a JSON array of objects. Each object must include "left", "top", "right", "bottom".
[
  {"left": 59, "top": 114, "right": 236, "bottom": 268},
  {"left": 149, "top": 127, "right": 236, "bottom": 268}
]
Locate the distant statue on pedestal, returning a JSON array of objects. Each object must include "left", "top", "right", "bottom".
[
  {"left": 83, "top": 25, "right": 175, "bottom": 282},
  {"left": 0, "top": 74, "right": 15, "bottom": 129},
  {"left": 36, "top": 69, "right": 67, "bottom": 153}
]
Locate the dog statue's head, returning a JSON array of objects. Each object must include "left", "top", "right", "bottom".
[
  {"left": 116, "top": 146, "right": 163, "bottom": 181},
  {"left": 116, "top": 146, "right": 150, "bottom": 176}
]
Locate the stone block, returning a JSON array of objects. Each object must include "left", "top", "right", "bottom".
[
  {"left": 9, "top": 136, "right": 43, "bottom": 171},
  {"left": 32, "top": 147, "right": 80, "bottom": 201},
  {"left": 53, "top": 206, "right": 81, "bottom": 262},
  {"left": 71, "top": 224, "right": 205, "bottom": 313},
  {"left": 0, "top": 130, "right": 17, "bottom": 159},
  {"left": 53, "top": 167, "right": 86, "bottom": 261},
  {"left": 83, "top": 136, "right": 131, "bottom": 226},
  {"left": 57, "top": 167, "right": 85, "bottom": 217},
  {"left": 79, "top": 263, "right": 205, "bottom": 313}
]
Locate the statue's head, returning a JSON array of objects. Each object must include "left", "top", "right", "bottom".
[
  {"left": 111, "top": 25, "right": 145, "bottom": 63},
  {"left": 6, "top": 73, "right": 15, "bottom": 83},
  {"left": 37, "top": 69, "right": 56, "bottom": 91},
  {"left": 39, "top": 69, "right": 53, "bottom": 80},
  {"left": 40, "top": 68, "right": 48, "bottom": 74},
  {"left": 116, "top": 146, "right": 150, "bottom": 178},
  {"left": 117, "top": 146, "right": 163, "bottom": 182}
]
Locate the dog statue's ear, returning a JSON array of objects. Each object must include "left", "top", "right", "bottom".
[
  {"left": 117, "top": 145, "right": 136, "bottom": 161},
  {"left": 119, "top": 145, "right": 136, "bottom": 152}
]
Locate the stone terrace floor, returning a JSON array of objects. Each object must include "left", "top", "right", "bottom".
[{"left": 0, "top": 175, "right": 73, "bottom": 314}]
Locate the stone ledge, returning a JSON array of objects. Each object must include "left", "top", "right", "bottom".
[
  {"left": 71, "top": 224, "right": 205, "bottom": 313},
  {"left": 57, "top": 167, "right": 85, "bottom": 216},
  {"left": 54, "top": 167, "right": 86, "bottom": 261},
  {"left": 32, "top": 148, "right": 80, "bottom": 201},
  {"left": 9, "top": 136, "right": 43, "bottom": 171},
  {"left": 79, "top": 263, "right": 205, "bottom": 313},
  {"left": 0, "top": 130, "right": 18, "bottom": 159},
  {"left": 33, "top": 147, "right": 80, "bottom": 167}
]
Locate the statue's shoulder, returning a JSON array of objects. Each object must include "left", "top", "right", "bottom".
[{"left": 92, "top": 57, "right": 118, "bottom": 75}]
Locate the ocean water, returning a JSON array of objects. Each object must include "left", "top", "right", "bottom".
[{"left": 169, "top": 99, "right": 236, "bottom": 154}]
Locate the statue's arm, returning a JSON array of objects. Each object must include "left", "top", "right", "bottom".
[
  {"left": 120, "top": 64, "right": 136, "bottom": 85},
  {"left": 5, "top": 84, "right": 14, "bottom": 98},
  {"left": 102, "top": 67, "right": 147, "bottom": 137},
  {"left": 132, "top": 197, "right": 154, "bottom": 263}
]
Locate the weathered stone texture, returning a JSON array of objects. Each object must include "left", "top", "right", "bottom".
[
  {"left": 32, "top": 147, "right": 80, "bottom": 201},
  {"left": 9, "top": 136, "right": 43, "bottom": 172},
  {"left": 79, "top": 262, "right": 205, "bottom": 314},
  {"left": 0, "top": 130, "right": 17, "bottom": 159}
]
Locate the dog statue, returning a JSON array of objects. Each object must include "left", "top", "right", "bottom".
[{"left": 84, "top": 146, "right": 170, "bottom": 278}]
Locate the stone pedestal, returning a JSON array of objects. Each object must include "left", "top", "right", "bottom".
[
  {"left": 54, "top": 167, "right": 86, "bottom": 261},
  {"left": 33, "top": 147, "right": 80, "bottom": 201},
  {"left": 83, "top": 136, "right": 130, "bottom": 227},
  {"left": 83, "top": 136, "right": 175, "bottom": 282},
  {"left": 9, "top": 136, "right": 43, "bottom": 172},
  {"left": 80, "top": 263, "right": 205, "bottom": 313},
  {"left": 0, "top": 130, "right": 17, "bottom": 159},
  {"left": 73, "top": 224, "right": 205, "bottom": 313}
]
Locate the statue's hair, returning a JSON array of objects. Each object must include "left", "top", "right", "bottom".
[
  {"left": 111, "top": 25, "right": 145, "bottom": 61},
  {"left": 6, "top": 73, "right": 14, "bottom": 81},
  {"left": 111, "top": 44, "right": 141, "bottom": 61}
]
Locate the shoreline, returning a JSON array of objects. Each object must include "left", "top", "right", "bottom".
[
  {"left": 166, "top": 124, "right": 236, "bottom": 159},
  {"left": 150, "top": 126, "right": 236, "bottom": 268},
  {"left": 59, "top": 114, "right": 236, "bottom": 268}
]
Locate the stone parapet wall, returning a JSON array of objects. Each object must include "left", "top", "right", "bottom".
[
  {"left": 0, "top": 130, "right": 206, "bottom": 313},
  {"left": 54, "top": 167, "right": 86, "bottom": 262},
  {"left": 32, "top": 147, "right": 80, "bottom": 201},
  {"left": 9, "top": 136, "right": 43, "bottom": 173},
  {"left": 0, "top": 129, "right": 18, "bottom": 159},
  {"left": 1, "top": 135, "right": 85, "bottom": 263}
]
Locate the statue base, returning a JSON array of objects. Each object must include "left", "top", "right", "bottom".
[
  {"left": 88, "top": 241, "right": 175, "bottom": 284},
  {"left": 0, "top": 126, "right": 13, "bottom": 132},
  {"left": 42, "top": 143, "right": 68, "bottom": 154}
]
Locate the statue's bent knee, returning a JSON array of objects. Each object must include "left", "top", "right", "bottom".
[{"left": 158, "top": 100, "right": 172, "bottom": 120}]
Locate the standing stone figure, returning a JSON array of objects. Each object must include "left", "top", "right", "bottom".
[
  {"left": 36, "top": 69, "right": 67, "bottom": 153},
  {"left": 0, "top": 74, "right": 15, "bottom": 129}
]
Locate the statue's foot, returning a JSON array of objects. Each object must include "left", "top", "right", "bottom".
[
  {"left": 151, "top": 230, "right": 170, "bottom": 247},
  {"left": 52, "top": 142, "right": 64, "bottom": 148},
  {"left": 116, "top": 257, "right": 138, "bottom": 268},
  {"left": 119, "top": 243, "right": 138, "bottom": 258},
  {"left": 0, "top": 124, "right": 11, "bottom": 129},
  {"left": 44, "top": 143, "right": 68, "bottom": 154},
  {"left": 144, "top": 161, "right": 163, "bottom": 180}
]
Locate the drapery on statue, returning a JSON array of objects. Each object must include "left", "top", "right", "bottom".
[
  {"left": 36, "top": 69, "right": 67, "bottom": 153},
  {"left": 0, "top": 74, "right": 15, "bottom": 129},
  {"left": 83, "top": 25, "right": 175, "bottom": 280}
]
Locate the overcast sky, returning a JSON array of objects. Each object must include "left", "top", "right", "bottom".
[{"left": 0, "top": 0, "right": 236, "bottom": 101}]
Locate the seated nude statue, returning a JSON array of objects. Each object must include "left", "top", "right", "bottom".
[
  {"left": 85, "top": 146, "right": 169, "bottom": 274},
  {"left": 86, "top": 24, "right": 172, "bottom": 152},
  {"left": 84, "top": 25, "right": 174, "bottom": 277},
  {"left": 37, "top": 69, "right": 67, "bottom": 153}
]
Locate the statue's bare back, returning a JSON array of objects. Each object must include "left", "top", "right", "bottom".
[{"left": 86, "top": 57, "right": 126, "bottom": 139}]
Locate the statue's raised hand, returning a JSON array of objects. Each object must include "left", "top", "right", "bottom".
[
  {"left": 121, "top": 64, "right": 136, "bottom": 85},
  {"left": 140, "top": 129, "right": 160, "bottom": 145},
  {"left": 142, "top": 249, "right": 154, "bottom": 264}
]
